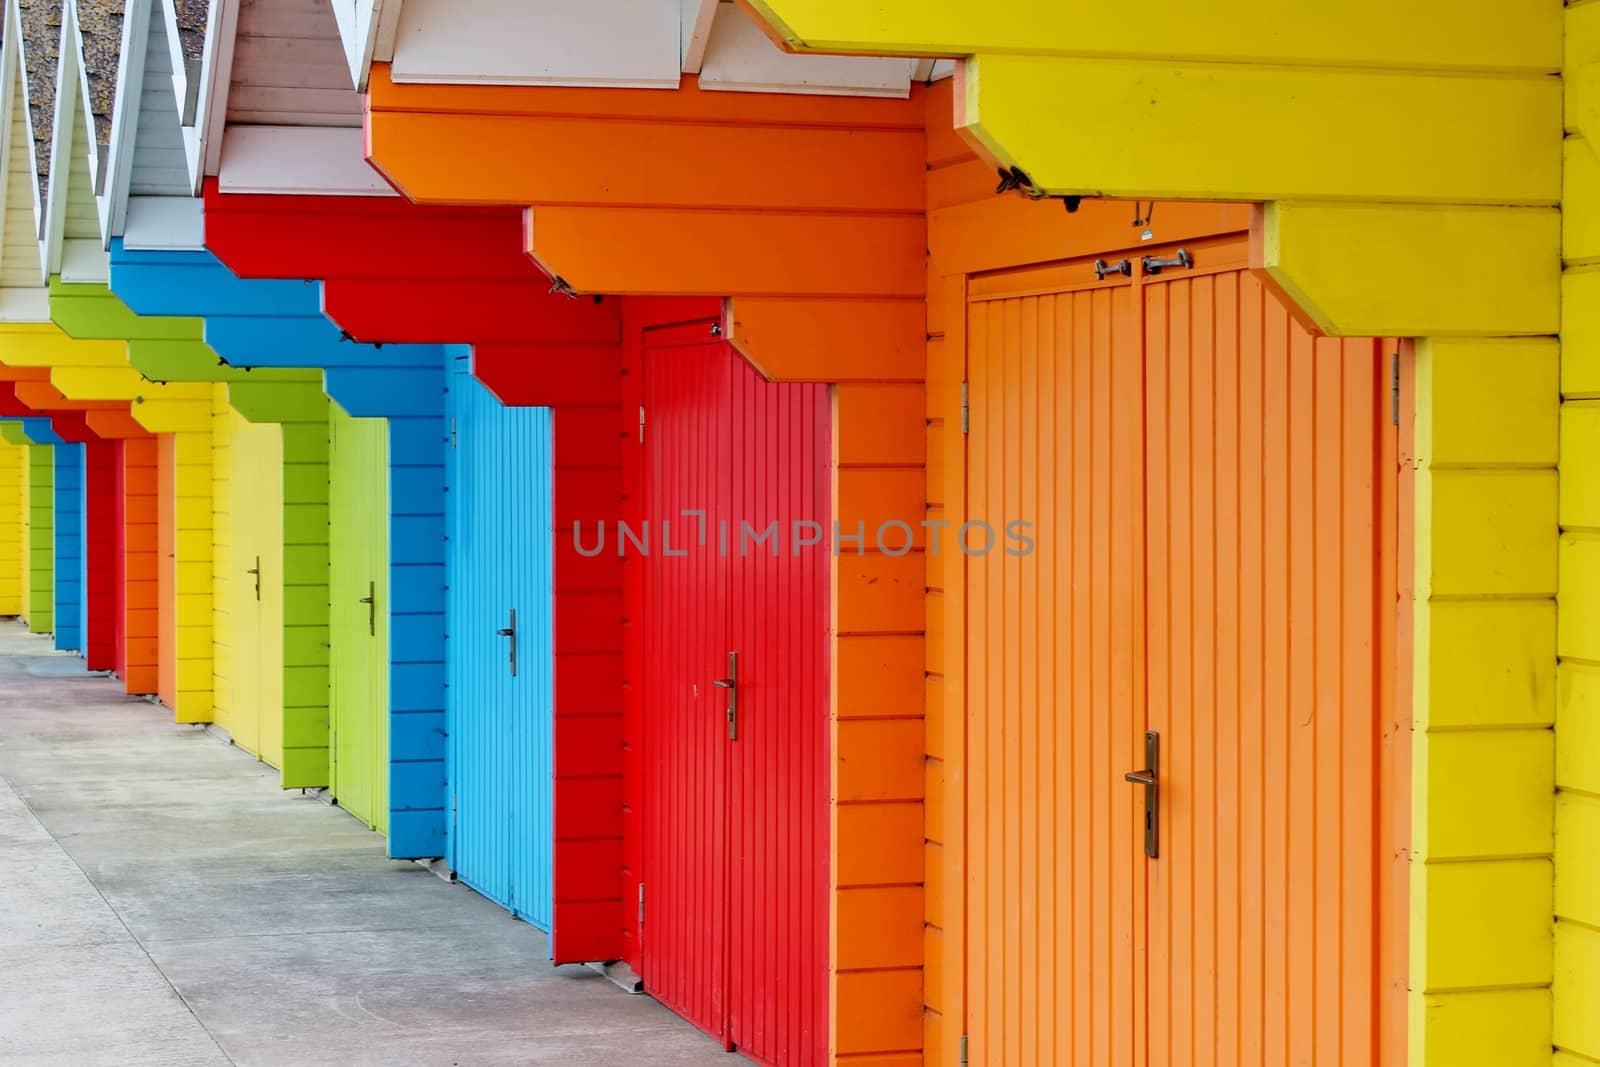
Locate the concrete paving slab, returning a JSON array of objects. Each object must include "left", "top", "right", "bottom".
[{"left": 0, "top": 618, "right": 738, "bottom": 1066}]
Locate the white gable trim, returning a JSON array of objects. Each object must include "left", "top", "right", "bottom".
[
  {"left": 333, "top": 0, "right": 403, "bottom": 92},
  {"left": 0, "top": 0, "right": 45, "bottom": 290},
  {"left": 104, "top": 0, "right": 205, "bottom": 240},
  {"left": 199, "top": 0, "right": 242, "bottom": 178},
  {"left": 44, "top": 5, "right": 109, "bottom": 282}
]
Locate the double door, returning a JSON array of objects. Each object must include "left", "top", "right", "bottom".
[
  {"left": 963, "top": 239, "right": 1397, "bottom": 1065},
  {"left": 329, "top": 408, "right": 390, "bottom": 831},
  {"left": 639, "top": 326, "right": 830, "bottom": 1067},
  {"left": 445, "top": 363, "right": 556, "bottom": 929}
]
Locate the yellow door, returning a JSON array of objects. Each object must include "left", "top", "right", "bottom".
[{"left": 213, "top": 408, "right": 284, "bottom": 765}]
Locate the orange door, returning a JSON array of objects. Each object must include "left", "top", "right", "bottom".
[{"left": 965, "top": 237, "right": 1397, "bottom": 1066}]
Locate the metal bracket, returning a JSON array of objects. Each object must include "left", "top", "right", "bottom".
[
  {"left": 1141, "top": 248, "right": 1194, "bottom": 275},
  {"left": 246, "top": 555, "right": 261, "bottom": 601},
  {"left": 1094, "top": 258, "right": 1132, "bottom": 280}
]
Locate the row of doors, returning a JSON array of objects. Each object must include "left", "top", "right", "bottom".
[{"left": 962, "top": 243, "right": 1396, "bottom": 1064}]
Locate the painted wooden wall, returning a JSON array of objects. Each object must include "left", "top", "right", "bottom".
[
  {"left": 329, "top": 405, "right": 389, "bottom": 832},
  {"left": 0, "top": 43, "right": 41, "bottom": 290},
  {"left": 0, "top": 437, "right": 22, "bottom": 615},
  {"left": 160, "top": 427, "right": 214, "bottom": 722},
  {"left": 130, "top": 0, "right": 191, "bottom": 196}
]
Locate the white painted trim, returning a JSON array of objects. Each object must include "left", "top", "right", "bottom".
[
  {"left": 0, "top": 287, "right": 51, "bottom": 323},
  {"left": 43, "top": 6, "right": 81, "bottom": 274},
  {"left": 157, "top": 0, "right": 204, "bottom": 188},
  {"left": 60, "top": 237, "right": 108, "bottom": 283},
  {"left": 680, "top": 0, "right": 717, "bottom": 74},
  {"left": 372, "top": 0, "right": 403, "bottom": 70},
  {"left": 698, "top": 6, "right": 912, "bottom": 98},
  {"left": 103, "top": 0, "right": 156, "bottom": 244},
  {"left": 390, "top": 0, "right": 680, "bottom": 89},
  {"left": 4, "top": 0, "right": 46, "bottom": 283},
  {"left": 333, "top": 0, "right": 401, "bottom": 91},
  {"left": 123, "top": 195, "right": 203, "bottom": 250},
  {"left": 199, "top": 0, "right": 240, "bottom": 178},
  {"left": 218, "top": 126, "right": 397, "bottom": 197}
]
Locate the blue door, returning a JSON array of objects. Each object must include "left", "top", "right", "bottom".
[
  {"left": 54, "top": 444, "right": 84, "bottom": 654},
  {"left": 445, "top": 361, "right": 556, "bottom": 930}
]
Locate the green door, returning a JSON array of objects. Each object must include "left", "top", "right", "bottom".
[{"left": 329, "top": 408, "right": 390, "bottom": 832}]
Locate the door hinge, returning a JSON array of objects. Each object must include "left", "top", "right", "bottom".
[
  {"left": 959, "top": 1035, "right": 968, "bottom": 1065},
  {"left": 637, "top": 883, "right": 645, "bottom": 925},
  {"left": 450, "top": 417, "right": 458, "bottom": 449},
  {"left": 960, "top": 380, "right": 969, "bottom": 435},
  {"left": 451, "top": 792, "right": 458, "bottom": 825},
  {"left": 1390, "top": 352, "right": 1401, "bottom": 426},
  {"left": 638, "top": 404, "right": 646, "bottom": 445}
]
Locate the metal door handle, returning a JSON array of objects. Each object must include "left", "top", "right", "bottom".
[
  {"left": 713, "top": 651, "right": 738, "bottom": 740},
  {"left": 246, "top": 555, "right": 261, "bottom": 601},
  {"left": 359, "top": 580, "right": 375, "bottom": 636},
  {"left": 496, "top": 608, "right": 517, "bottom": 678},
  {"left": 1141, "top": 248, "right": 1193, "bottom": 275},
  {"left": 1125, "top": 730, "right": 1159, "bottom": 858},
  {"left": 1094, "top": 258, "right": 1132, "bottom": 280}
]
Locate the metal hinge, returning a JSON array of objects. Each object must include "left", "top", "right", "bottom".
[
  {"left": 959, "top": 1035, "right": 968, "bottom": 1065},
  {"left": 451, "top": 793, "right": 458, "bottom": 825},
  {"left": 637, "top": 884, "right": 645, "bottom": 925},
  {"left": 960, "top": 380, "right": 969, "bottom": 435},
  {"left": 450, "top": 417, "right": 458, "bottom": 449},
  {"left": 1390, "top": 352, "right": 1401, "bottom": 426},
  {"left": 638, "top": 405, "right": 646, "bottom": 445}
]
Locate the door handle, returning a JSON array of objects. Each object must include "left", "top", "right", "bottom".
[
  {"left": 245, "top": 555, "right": 261, "bottom": 601},
  {"left": 712, "top": 651, "right": 738, "bottom": 740},
  {"left": 496, "top": 608, "right": 517, "bottom": 678},
  {"left": 359, "top": 580, "right": 375, "bottom": 636},
  {"left": 1141, "top": 248, "right": 1193, "bottom": 275},
  {"left": 1124, "top": 730, "right": 1159, "bottom": 858}
]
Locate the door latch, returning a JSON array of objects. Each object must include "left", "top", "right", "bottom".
[
  {"left": 713, "top": 651, "right": 738, "bottom": 740},
  {"left": 246, "top": 555, "right": 261, "bottom": 601},
  {"left": 496, "top": 608, "right": 517, "bottom": 678},
  {"left": 1094, "top": 258, "right": 1132, "bottom": 280},
  {"left": 359, "top": 580, "right": 375, "bottom": 637},
  {"left": 1141, "top": 248, "right": 1193, "bottom": 275},
  {"left": 1124, "top": 730, "right": 1159, "bottom": 858}
]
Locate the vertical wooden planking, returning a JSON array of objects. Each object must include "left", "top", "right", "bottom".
[
  {"left": 122, "top": 437, "right": 160, "bottom": 694},
  {"left": 330, "top": 407, "right": 391, "bottom": 830},
  {"left": 0, "top": 439, "right": 21, "bottom": 616},
  {"left": 446, "top": 363, "right": 556, "bottom": 929},
  {"left": 965, "top": 270, "right": 1145, "bottom": 1067},
  {"left": 84, "top": 440, "right": 118, "bottom": 671},
  {"left": 640, "top": 328, "right": 733, "bottom": 1048},
  {"left": 279, "top": 401, "right": 333, "bottom": 790},
  {"left": 726, "top": 348, "right": 830, "bottom": 1067},
  {"left": 53, "top": 444, "right": 82, "bottom": 650},
  {"left": 28, "top": 445, "right": 56, "bottom": 635},
  {"left": 1141, "top": 265, "right": 1388, "bottom": 1064}
]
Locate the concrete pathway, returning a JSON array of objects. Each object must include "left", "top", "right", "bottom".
[{"left": 0, "top": 620, "right": 734, "bottom": 1066}]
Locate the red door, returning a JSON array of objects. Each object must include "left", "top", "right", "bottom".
[{"left": 640, "top": 325, "right": 830, "bottom": 1066}]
